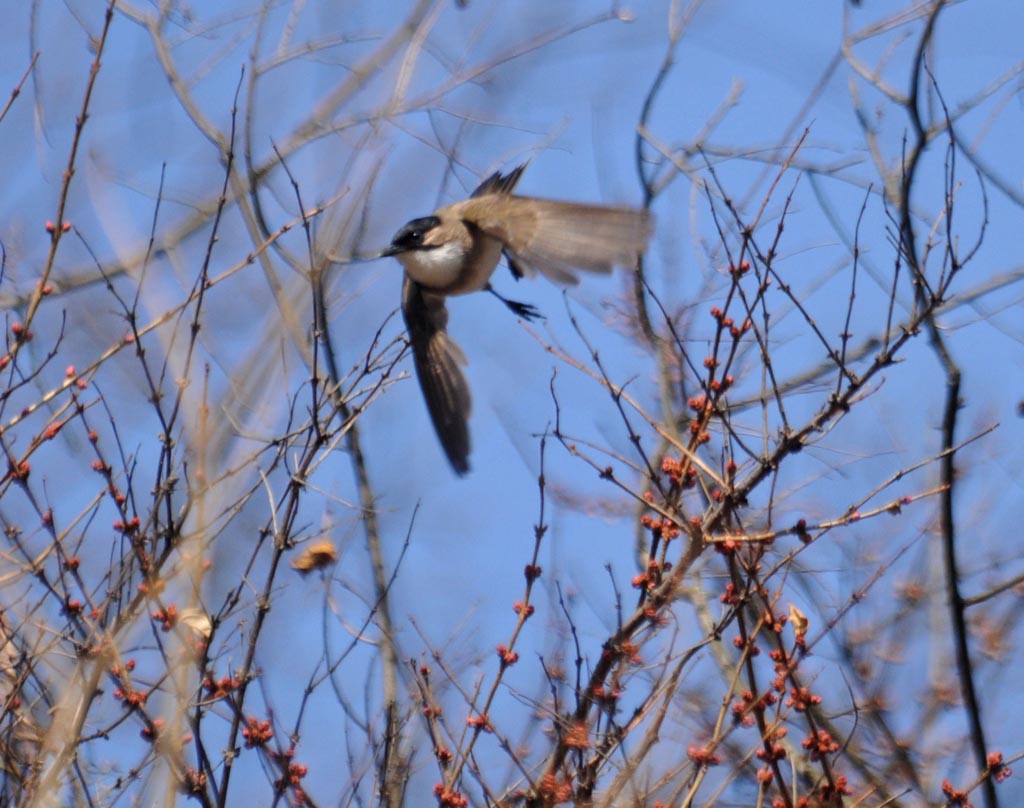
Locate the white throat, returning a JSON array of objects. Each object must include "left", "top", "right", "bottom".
[{"left": 399, "top": 242, "right": 468, "bottom": 290}]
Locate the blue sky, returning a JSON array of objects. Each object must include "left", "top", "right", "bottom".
[{"left": 1, "top": 1, "right": 1022, "bottom": 804}]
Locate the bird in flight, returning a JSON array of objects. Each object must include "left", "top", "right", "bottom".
[{"left": 381, "top": 164, "right": 652, "bottom": 475}]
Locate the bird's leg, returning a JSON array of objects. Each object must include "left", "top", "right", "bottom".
[{"left": 486, "top": 284, "right": 544, "bottom": 321}]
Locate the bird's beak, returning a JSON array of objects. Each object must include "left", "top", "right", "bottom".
[{"left": 379, "top": 244, "right": 402, "bottom": 258}]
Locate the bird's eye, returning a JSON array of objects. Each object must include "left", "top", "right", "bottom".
[{"left": 397, "top": 216, "right": 439, "bottom": 247}]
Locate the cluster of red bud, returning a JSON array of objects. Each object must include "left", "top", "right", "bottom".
[
  {"left": 110, "top": 658, "right": 136, "bottom": 677},
  {"left": 767, "top": 649, "right": 793, "bottom": 689},
  {"left": 720, "top": 582, "right": 742, "bottom": 607},
  {"left": 65, "top": 364, "right": 87, "bottom": 389},
  {"left": 756, "top": 737, "right": 788, "bottom": 764},
  {"left": 937, "top": 752, "right": 1013, "bottom": 808},
  {"left": 417, "top": 665, "right": 442, "bottom": 718},
  {"left": 151, "top": 604, "right": 178, "bottom": 631},
  {"left": 687, "top": 380, "right": 731, "bottom": 446},
  {"left": 732, "top": 689, "right": 779, "bottom": 727},
  {"left": 631, "top": 557, "right": 673, "bottom": 591},
  {"left": 687, "top": 744, "right": 721, "bottom": 767},
  {"left": 818, "top": 776, "right": 853, "bottom": 801},
  {"left": 601, "top": 640, "right": 642, "bottom": 667},
  {"left": 641, "top": 511, "right": 682, "bottom": 546},
  {"left": 466, "top": 713, "right": 493, "bottom": 733},
  {"left": 242, "top": 716, "right": 274, "bottom": 748},
  {"left": 987, "top": 751, "right": 1012, "bottom": 783},
  {"left": 762, "top": 609, "right": 788, "bottom": 635},
  {"left": 709, "top": 302, "right": 754, "bottom": 341},
  {"left": 538, "top": 773, "right": 573, "bottom": 805},
  {"left": 562, "top": 721, "right": 590, "bottom": 749},
  {"left": 274, "top": 758, "right": 309, "bottom": 806},
  {"left": 63, "top": 593, "right": 93, "bottom": 622},
  {"left": 203, "top": 672, "right": 242, "bottom": 701},
  {"left": 786, "top": 685, "right": 822, "bottom": 714},
  {"left": 6, "top": 459, "right": 30, "bottom": 483},
  {"left": 941, "top": 780, "right": 971, "bottom": 808},
  {"left": 512, "top": 601, "right": 535, "bottom": 618},
  {"left": 688, "top": 402, "right": 714, "bottom": 445},
  {"left": 44, "top": 220, "right": 72, "bottom": 235},
  {"left": 590, "top": 684, "right": 622, "bottom": 706},
  {"left": 496, "top": 644, "right": 519, "bottom": 667},
  {"left": 113, "top": 684, "right": 148, "bottom": 708},
  {"left": 9, "top": 322, "right": 32, "bottom": 344},
  {"left": 770, "top": 647, "right": 815, "bottom": 716},
  {"left": 110, "top": 658, "right": 147, "bottom": 709},
  {"left": 801, "top": 729, "right": 839, "bottom": 761},
  {"left": 658, "top": 457, "right": 697, "bottom": 489},
  {"left": 770, "top": 776, "right": 852, "bottom": 808},
  {"left": 114, "top": 516, "right": 141, "bottom": 535},
  {"left": 415, "top": 685, "right": 444, "bottom": 745},
  {"left": 104, "top": 482, "right": 127, "bottom": 507},
  {"left": 62, "top": 597, "right": 83, "bottom": 617},
  {"left": 433, "top": 784, "right": 469, "bottom": 807}
]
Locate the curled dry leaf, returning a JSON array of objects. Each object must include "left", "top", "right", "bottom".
[
  {"left": 291, "top": 540, "right": 339, "bottom": 575},
  {"left": 788, "top": 604, "right": 809, "bottom": 640},
  {"left": 177, "top": 608, "right": 213, "bottom": 638}
]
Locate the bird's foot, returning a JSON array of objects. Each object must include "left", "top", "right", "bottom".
[
  {"left": 504, "top": 299, "right": 543, "bottom": 321},
  {"left": 487, "top": 285, "right": 544, "bottom": 321}
]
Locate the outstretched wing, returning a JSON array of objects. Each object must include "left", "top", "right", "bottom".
[
  {"left": 401, "top": 275, "right": 472, "bottom": 475},
  {"left": 458, "top": 197, "right": 653, "bottom": 286}
]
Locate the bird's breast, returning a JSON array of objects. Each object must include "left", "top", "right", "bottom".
[{"left": 400, "top": 235, "right": 503, "bottom": 296}]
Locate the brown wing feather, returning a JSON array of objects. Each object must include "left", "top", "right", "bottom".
[
  {"left": 470, "top": 164, "right": 527, "bottom": 198},
  {"left": 401, "top": 276, "right": 472, "bottom": 475},
  {"left": 457, "top": 197, "right": 652, "bottom": 285}
]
